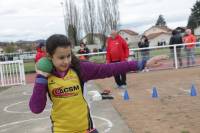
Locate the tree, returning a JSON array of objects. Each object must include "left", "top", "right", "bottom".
[
  {"left": 63, "top": 0, "right": 81, "bottom": 46},
  {"left": 155, "top": 15, "right": 166, "bottom": 26},
  {"left": 187, "top": 0, "right": 200, "bottom": 30},
  {"left": 96, "top": 0, "right": 110, "bottom": 47},
  {"left": 4, "top": 43, "right": 15, "bottom": 53},
  {"left": 68, "top": 24, "right": 77, "bottom": 46},
  {"left": 108, "top": 0, "right": 120, "bottom": 30},
  {"left": 96, "top": 0, "right": 120, "bottom": 48},
  {"left": 83, "top": 0, "right": 96, "bottom": 44}
]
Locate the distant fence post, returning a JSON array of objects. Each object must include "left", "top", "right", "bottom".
[
  {"left": 173, "top": 45, "right": 178, "bottom": 69},
  {"left": 0, "top": 63, "right": 4, "bottom": 86}
]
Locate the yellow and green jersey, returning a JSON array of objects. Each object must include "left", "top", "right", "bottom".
[{"left": 48, "top": 69, "right": 92, "bottom": 133}]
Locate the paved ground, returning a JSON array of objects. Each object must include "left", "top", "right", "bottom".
[{"left": 0, "top": 81, "right": 132, "bottom": 133}]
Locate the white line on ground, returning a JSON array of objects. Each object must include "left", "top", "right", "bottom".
[
  {"left": 0, "top": 116, "right": 112, "bottom": 132},
  {"left": 0, "top": 117, "right": 49, "bottom": 128},
  {"left": 3, "top": 100, "right": 50, "bottom": 114},
  {"left": 93, "top": 115, "right": 113, "bottom": 133}
]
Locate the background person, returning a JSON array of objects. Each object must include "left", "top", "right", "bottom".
[
  {"left": 106, "top": 30, "right": 129, "bottom": 89},
  {"left": 183, "top": 28, "right": 196, "bottom": 66}
]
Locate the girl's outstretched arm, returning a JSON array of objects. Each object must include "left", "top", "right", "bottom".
[
  {"left": 80, "top": 60, "right": 146, "bottom": 82},
  {"left": 80, "top": 55, "right": 168, "bottom": 82}
]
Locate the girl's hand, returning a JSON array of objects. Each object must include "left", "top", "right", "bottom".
[
  {"left": 145, "top": 55, "right": 169, "bottom": 68},
  {"left": 35, "top": 65, "right": 50, "bottom": 77}
]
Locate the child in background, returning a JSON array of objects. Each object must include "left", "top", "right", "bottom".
[
  {"left": 77, "top": 42, "right": 90, "bottom": 60},
  {"left": 29, "top": 34, "right": 167, "bottom": 133},
  {"left": 35, "top": 42, "right": 46, "bottom": 62}
]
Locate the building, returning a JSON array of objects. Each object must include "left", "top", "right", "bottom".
[
  {"left": 175, "top": 27, "right": 186, "bottom": 33},
  {"left": 146, "top": 32, "right": 171, "bottom": 47},
  {"left": 194, "top": 26, "right": 200, "bottom": 41},
  {"left": 143, "top": 26, "right": 172, "bottom": 47},
  {"left": 118, "top": 29, "right": 139, "bottom": 48},
  {"left": 143, "top": 25, "right": 172, "bottom": 36}
]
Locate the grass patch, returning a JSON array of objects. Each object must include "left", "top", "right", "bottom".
[
  {"left": 89, "top": 55, "right": 106, "bottom": 63},
  {"left": 24, "top": 61, "right": 35, "bottom": 73},
  {"left": 181, "top": 131, "right": 190, "bottom": 133}
]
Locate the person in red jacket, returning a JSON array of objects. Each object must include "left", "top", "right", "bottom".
[
  {"left": 183, "top": 28, "right": 196, "bottom": 66},
  {"left": 35, "top": 42, "right": 46, "bottom": 62},
  {"left": 106, "top": 30, "right": 129, "bottom": 89}
]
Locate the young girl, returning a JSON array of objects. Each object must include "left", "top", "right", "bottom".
[{"left": 29, "top": 34, "right": 167, "bottom": 133}]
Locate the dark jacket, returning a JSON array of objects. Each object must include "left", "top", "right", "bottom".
[
  {"left": 138, "top": 41, "right": 149, "bottom": 52},
  {"left": 169, "top": 33, "right": 183, "bottom": 49}
]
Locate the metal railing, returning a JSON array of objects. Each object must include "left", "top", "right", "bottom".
[
  {"left": 77, "top": 42, "right": 200, "bottom": 70},
  {"left": 0, "top": 60, "right": 26, "bottom": 87}
]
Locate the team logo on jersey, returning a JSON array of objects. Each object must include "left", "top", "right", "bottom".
[
  {"left": 52, "top": 85, "right": 80, "bottom": 98},
  {"left": 115, "top": 42, "right": 119, "bottom": 45},
  {"left": 48, "top": 79, "right": 56, "bottom": 85}
]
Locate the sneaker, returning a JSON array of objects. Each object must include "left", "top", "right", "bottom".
[
  {"left": 119, "top": 85, "right": 127, "bottom": 89},
  {"left": 114, "top": 84, "right": 121, "bottom": 89}
]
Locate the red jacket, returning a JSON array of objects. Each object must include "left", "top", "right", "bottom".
[
  {"left": 106, "top": 35, "right": 129, "bottom": 63},
  {"left": 183, "top": 34, "right": 196, "bottom": 49},
  {"left": 35, "top": 48, "right": 46, "bottom": 62}
]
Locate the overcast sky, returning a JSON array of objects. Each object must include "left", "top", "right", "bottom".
[{"left": 0, "top": 0, "right": 197, "bottom": 41}]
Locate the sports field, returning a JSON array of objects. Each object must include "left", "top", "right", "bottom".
[{"left": 95, "top": 67, "right": 200, "bottom": 133}]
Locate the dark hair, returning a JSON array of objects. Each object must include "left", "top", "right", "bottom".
[
  {"left": 37, "top": 42, "right": 45, "bottom": 48},
  {"left": 80, "top": 42, "right": 86, "bottom": 47},
  {"left": 141, "top": 35, "right": 149, "bottom": 43},
  {"left": 172, "top": 30, "right": 177, "bottom": 35},
  {"left": 46, "top": 34, "right": 71, "bottom": 56},
  {"left": 46, "top": 34, "right": 82, "bottom": 85}
]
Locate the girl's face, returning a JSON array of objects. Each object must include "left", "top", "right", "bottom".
[{"left": 50, "top": 47, "right": 72, "bottom": 72}]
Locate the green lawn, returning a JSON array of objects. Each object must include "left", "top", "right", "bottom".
[{"left": 24, "top": 61, "right": 36, "bottom": 73}]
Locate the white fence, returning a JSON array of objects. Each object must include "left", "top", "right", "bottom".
[
  {"left": 78, "top": 42, "right": 200, "bottom": 70},
  {"left": 0, "top": 42, "right": 199, "bottom": 87},
  {"left": 0, "top": 60, "right": 26, "bottom": 87}
]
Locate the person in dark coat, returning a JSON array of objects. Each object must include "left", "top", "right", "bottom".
[
  {"left": 138, "top": 35, "right": 150, "bottom": 61},
  {"left": 169, "top": 30, "right": 183, "bottom": 67}
]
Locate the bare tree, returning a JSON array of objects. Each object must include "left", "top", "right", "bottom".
[
  {"left": 108, "top": 0, "right": 120, "bottom": 30},
  {"left": 83, "top": 0, "right": 96, "bottom": 44},
  {"left": 63, "top": 0, "right": 81, "bottom": 46},
  {"left": 97, "top": 0, "right": 110, "bottom": 48},
  {"left": 96, "top": 0, "right": 120, "bottom": 48}
]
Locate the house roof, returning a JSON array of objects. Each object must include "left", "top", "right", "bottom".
[
  {"left": 118, "top": 29, "right": 139, "bottom": 36},
  {"left": 175, "top": 27, "right": 187, "bottom": 30},
  {"left": 147, "top": 32, "right": 171, "bottom": 40},
  {"left": 144, "top": 25, "right": 173, "bottom": 34}
]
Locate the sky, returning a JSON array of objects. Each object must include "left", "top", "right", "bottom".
[{"left": 0, "top": 0, "right": 197, "bottom": 42}]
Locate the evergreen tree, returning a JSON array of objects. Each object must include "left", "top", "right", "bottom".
[
  {"left": 187, "top": 0, "right": 200, "bottom": 30},
  {"left": 155, "top": 15, "right": 166, "bottom": 26}
]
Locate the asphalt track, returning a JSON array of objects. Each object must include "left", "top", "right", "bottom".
[{"left": 0, "top": 81, "right": 132, "bottom": 133}]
